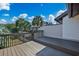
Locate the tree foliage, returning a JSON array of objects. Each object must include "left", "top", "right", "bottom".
[
  {"left": 0, "top": 16, "right": 44, "bottom": 33},
  {"left": 16, "top": 18, "right": 31, "bottom": 32},
  {"left": 5, "top": 24, "right": 17, "bottom": 33},
  {"left": 32, "top": 16, "right": 43, "bottom": 27}
]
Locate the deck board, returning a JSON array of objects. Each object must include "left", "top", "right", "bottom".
[
  {"left": 24, "top": 44, "right": 37, "bottom": 55},
  {"left": 0, "top": 41, "right": 45, "bottom": 56},
  {"left": 20, "top": 45, "right": 32, "bottom": 56},
  {"left": 3, "top": 48, "right": 8, "bottom": 56},
  {"left": 7, "top": 48, "right": 12, "bottom": 56},
  {"left": 15, "top": 45, "right": 26, "bottom": 56},
  {"left": 18, "top": 46, "right": 27, "bottom": 56},
  {"left": 26, "top": 42, "right": 45, "bottom": 55},
  {"left": 0, "top": 49, "right": 4, "bottom": 56},
  {"left": 10, "top": 47, "right": 17, "bottom": 56},
  {"left": 22, "top": 43, "right": 35, "bottom": 56}
]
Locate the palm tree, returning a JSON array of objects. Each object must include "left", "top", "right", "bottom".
[{"left": 32, "top": 16, "right": 43, "bottom": 27}]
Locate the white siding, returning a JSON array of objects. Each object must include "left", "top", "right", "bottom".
[
  {"left": 39, "top": 25, "right": 62, "bottom": 38},
  {"left": 63, "top": 15, "right": 79, "bottom": 41}
]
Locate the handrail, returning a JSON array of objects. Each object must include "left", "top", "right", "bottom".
[
  {"left": 0, "top": 30, "right": 44, "bottom": 49},
  {"left": 0, "top": 32, "right": 32, "bottom": 49},
  {"left": 0, "top": 32, "right": 30, "bottom": 36}
]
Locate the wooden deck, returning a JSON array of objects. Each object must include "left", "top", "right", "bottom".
[{"left": 0, "top": 41, "right": 46, "bottom": 56}]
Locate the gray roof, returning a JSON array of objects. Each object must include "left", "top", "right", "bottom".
[{"left": 55, "top": 11, "right": 68, "bottom": 24}]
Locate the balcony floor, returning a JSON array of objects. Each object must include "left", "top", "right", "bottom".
[
  {"left": 0, "top": 41, "right": 46, "bottom": 56},
  {"left": 0, "top": 41, "right": 71, "bottom": 56}
]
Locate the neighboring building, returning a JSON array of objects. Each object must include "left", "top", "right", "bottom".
[
  {"left": 39, "top": 3, "right": 79, "bottom": 42},
  {"left": 39, "top": 24, "right": 62, "bottom": 38},
  {"left": 55, "top": 3, "right": 79, "bottom": 42}
]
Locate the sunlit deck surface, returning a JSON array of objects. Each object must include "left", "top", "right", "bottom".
[
  {"left": 0, "top": 41, "right": 45, "bottom": 56},
  {"left": 0, "top": 41, "right": 72, "bottom": 56}
]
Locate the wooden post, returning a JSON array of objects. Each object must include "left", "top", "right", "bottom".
[{"left": 1, "top": 36, "right": 3, "bottom": 49}]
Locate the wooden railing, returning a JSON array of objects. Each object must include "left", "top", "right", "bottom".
[
  {"left": 0, "top": 30, "right": 44, "bottom": 49},
  {"left": 0, "top": 32, "right": 32, "bottom": 49}
]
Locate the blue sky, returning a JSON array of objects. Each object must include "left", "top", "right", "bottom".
[{"left": 0, "top": 3, "right": 67, "bottom": 24}]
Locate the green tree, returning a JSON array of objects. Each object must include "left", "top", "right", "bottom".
[
  {"left": 6, "top": 24, "right": 17, "bottom": 33},
  {"left": 16, "top": 18, "right": 31, "bottom": 32},
  {"left": 32, "top": 16, "right": 43, "bottom": 27}
]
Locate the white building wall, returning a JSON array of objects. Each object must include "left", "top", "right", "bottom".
[
  {"left": 39, "top": 25, "right": 62, "bottom": 38},
  {"left": 63, "top": 15, "right": 79, "bottom": 41}
]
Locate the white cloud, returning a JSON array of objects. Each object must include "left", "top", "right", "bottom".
[
  {"left": 0, "top": 19, "right": 7, "bottom": 24},
  {"left": 12, "top": 16, "right": 18, "bottom": 22},
  {"left": 41, "top": 14, "right": 47, "bottom": 22},
  {"left": 0, "top": 3, "right": 10, "bottom": 10},
  {"left": 3, "top": 14, "right": 9, "bottom": 16},
  {"left": 28, "top": 16, "right": 34, "bottom": 20},
  {"left": 56, "top": 9, "right": 67, "bottom": 17},
  {"left": 41, "top": 14, "right": 45, "bottom": 18},
  {"left": 19, "top": 13, "right": 28, "bottom": 18},
  {"left": 48, "top": 14, "right": 56, "bottom": 24},
  {"left": 47, "top": 9, "right": 67, "bottom": 24},
  {"left": 28, "top": 16, "right": 34, "bottom": 23},
  {"left": 11, "top": 13, "right": 28, "bottom": 23}
]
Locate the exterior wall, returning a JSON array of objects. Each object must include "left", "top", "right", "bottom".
[
  {"left": 63, "top": 15, "right": 79, "bottom": 41},
  {"left": 39, "top": 25, "right": 62, "bottom": 38},
  {"left": 34, "top": 30, "right": 44, "bottom": 39}
]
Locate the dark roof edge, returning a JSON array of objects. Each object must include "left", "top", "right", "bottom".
[{"left": 55, "top": 11, "right": 68, "bottom": 24}]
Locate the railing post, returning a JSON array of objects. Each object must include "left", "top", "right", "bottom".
[
  {"left": 1, "top": 36, "right": 3, "bottom": 49},
  {"left": 31, "top": 31, "right": 34, "bottom": 40},
  {"left": 10, "top": 35, "right": 11, "bottom": 47},
  {"left": 0, "top": 32, "right": 32, "bottom": 49},
  {"left": 11, "top": 35, "right": 13, "bottom": 47},
  {"left": 8, "top": 35, "right": 10, "bottom": 47},
  {"left": 4, "top": 35, "right": 6, "bottom": 48}
]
